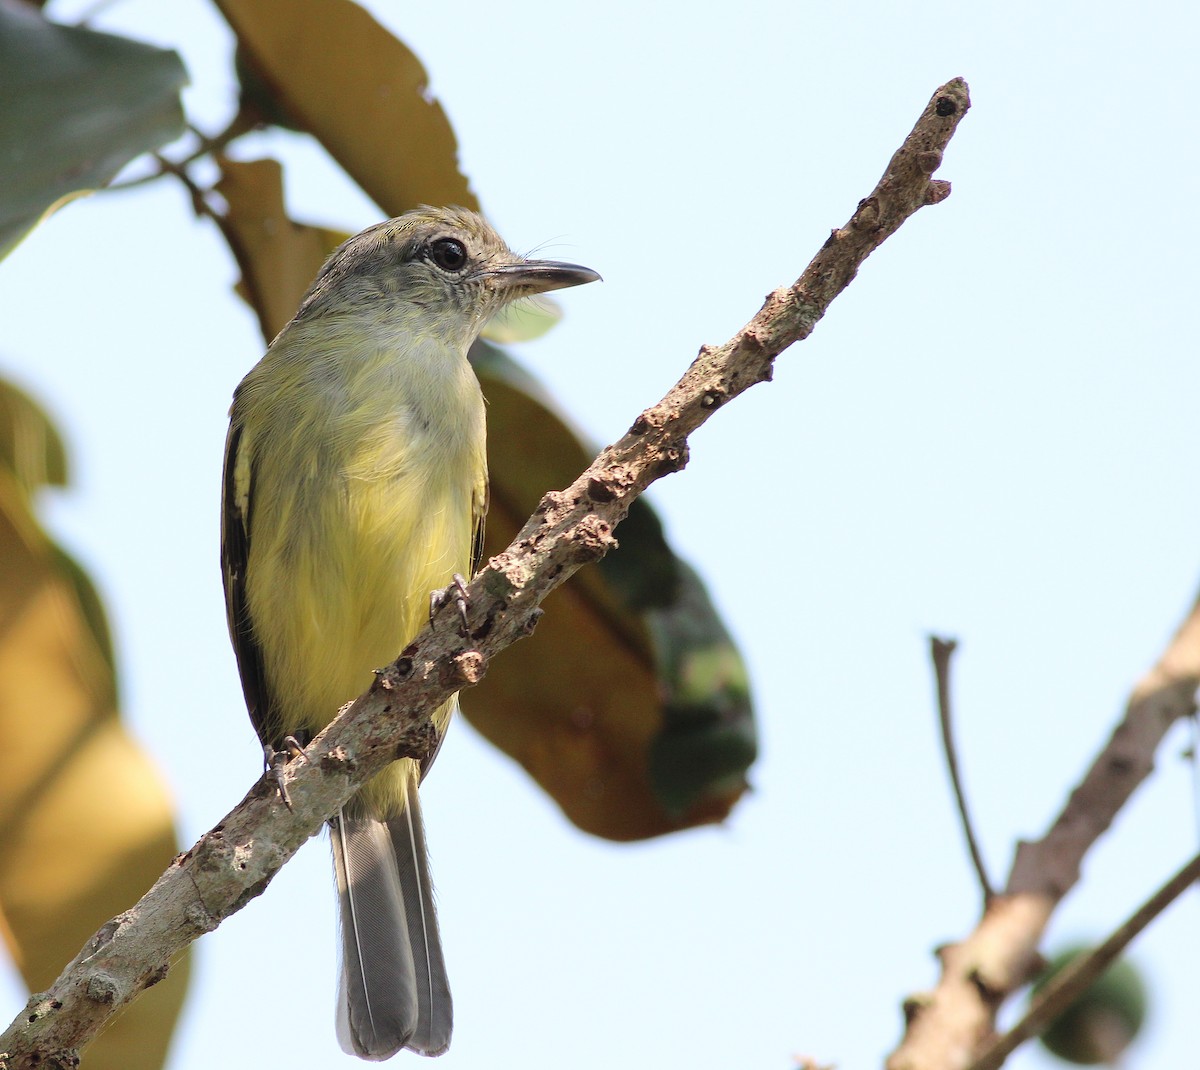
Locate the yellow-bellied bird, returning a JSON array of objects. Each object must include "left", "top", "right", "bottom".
[{"left": 221, "top": 207, "right": 599, "bottom": 1059}]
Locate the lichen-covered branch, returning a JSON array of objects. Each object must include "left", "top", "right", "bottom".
[{"left": 0, "top": 78, "right": 969, "bottom": 1068}]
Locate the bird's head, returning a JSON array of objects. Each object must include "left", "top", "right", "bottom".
[{"left": 296, "top": 206, "right": 600, "bottom": 345}]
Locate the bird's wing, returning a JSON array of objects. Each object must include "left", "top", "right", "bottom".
[
  {"left": 220, "top": 417, "right": 279, "bottom": 748},
  {"left": 469, "top": 473, "right": 489, "bottom": 577},
  {"left": 417, "top": 469, "right": 487, "bottom": 784}
]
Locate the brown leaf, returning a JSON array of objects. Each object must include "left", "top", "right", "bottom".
[
  {"left": 0, "top": 385, "right": 188, "bottom": 1069},
  {"left": 215, "top": 0, "right": 477, "bottom": 216},
  {"left": 215, "top": 157, "right": 348, "bottom": 340}
]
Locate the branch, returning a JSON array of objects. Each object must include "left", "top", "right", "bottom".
[
  {"left": 888, "top": 592, "right": 1200, "bottom": 1070},
  {"left": 0, "top": 77, "right": 970, "bottom": 1068},
  {"left": 967, "top": 850, "right": 1200, "bottom": 1070},
  {"left": 930, "top": 636, "right": 995, "bottom": 905}
]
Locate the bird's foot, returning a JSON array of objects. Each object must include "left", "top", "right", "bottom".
[
  {"left": 429, "top": 573, "right": 470, "bottom": 635},
  {"left": 264, "top": 735, "right": 308, "bottom": 811}
]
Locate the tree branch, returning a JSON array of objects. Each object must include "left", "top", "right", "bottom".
[
  {"left": 888, "top": 592, "right": 1200, "bottom": 1070},
  {"left": 0, "top": 77, "right": 970, "bottom": 1068},
  {"left": 967, "top": 850, "right": 1200, "bottom": 1070}
]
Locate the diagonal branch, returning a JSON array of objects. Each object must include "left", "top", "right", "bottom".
[
  {"left": 888, "top": 591, "right": 1200, "bottom": 1070},
  {"left": 0, "top": 77, "right": 971, "bottom": 1068}
]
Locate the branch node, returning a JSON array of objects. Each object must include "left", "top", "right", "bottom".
[
  {"left": 916, "top": 149, "right": 943, "bottom": 173},
  {"left": 901, "top": 993, "right": 932, "bottom": 1024},
  {"left": 852, "top": 197, "right": 881, "bottom": 229},
  {"left": 924, "top": 179, "right": 952, "bottom": 205},
  {"left": 653, "top": 445, "right": 689, "bottom": 477},
  {"left": 84, "top": 975, "right": 120, "bottom": 1006},
  {"left": 586, "top": 476, "right": 617, "bottom": 503},
  {"left": 452, "top": 650, "right": 486, "bottom": 685},
  {"left": 574, "top": 515, "right": 617, "bottom": 560},
  {"left": 320, "top": 746, "right": 352, "bottom": 774},
  {"left": 90, "top": 919, "right": 121, "bottom": 953},
  {"left": 24, "top": 996, "right": 61, "bottom": 1024},
  {"left": 184, "top": 903, "right": 217, "bottom": 934},
  {"left": 967, "top": 967, "right": 1006, "bottom": 1008},
  {"left": 395, "top": 721, "right": 440, "bottom": 764}
]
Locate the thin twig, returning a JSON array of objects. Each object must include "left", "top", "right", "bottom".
[
  {"left": 148, "top": 153, "right": 215, "bottom": 222},
  {"left": 967, "top": 850, "right": 1200, "bottom": 1070},
  {"left": 107, "top": 112, "right": 262, "bottom": 194},
  {"left": 0, "top": 78, "right": 970, "bottom": 1068},
  {"left": 930, "top": 635, "right": 995, "bottom": 905}
]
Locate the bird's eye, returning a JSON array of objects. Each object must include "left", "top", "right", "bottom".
[{"left": 428, "top": 237, "right": 468, "bottom": 272}]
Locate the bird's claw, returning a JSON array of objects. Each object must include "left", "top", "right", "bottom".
[
  {"left": 429, "top": 573, "right": 470, "bottom": 635},
  {"left": 264, "top": 735, "right": 308, "bottom": 811}
]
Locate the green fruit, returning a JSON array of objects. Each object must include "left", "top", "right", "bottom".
[{"left": 1034, "top": 945, "right": 1148, "bottom": 1065}]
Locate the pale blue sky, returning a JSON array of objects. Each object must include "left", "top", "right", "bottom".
[{"left": 2, "top": 2, "right": 1198, "bottom": 1068}]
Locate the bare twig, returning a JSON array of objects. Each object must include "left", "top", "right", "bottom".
[
  {"left": 889, "top": 594, "right": 1200, "bottom": 1070},
  {"left": 0, "top": 78, "right": 970, "bottom": 1067},
  {"left": 930, "top": 635, "right": 995, "bottom": 905},
  {"left": 149, "top": 153, "right": 214, "bottom": 221},
  {"left": 107, "top": 112, "right": 263, "bottom": 194},
  {"left": 968, "top": 850, "right": 1200, "bottom": 1070}
]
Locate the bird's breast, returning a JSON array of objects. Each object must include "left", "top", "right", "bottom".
[{"left": 239, "top": 330, "right": 487, "bottom": 730}]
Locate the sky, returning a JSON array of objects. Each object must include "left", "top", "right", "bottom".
[{"left": 2, "top": 2, "right": 1199, "bottom": 1069}]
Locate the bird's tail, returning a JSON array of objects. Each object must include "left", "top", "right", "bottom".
[{"left": 331, "top": 777, "right": 452, "bottom": 1059}]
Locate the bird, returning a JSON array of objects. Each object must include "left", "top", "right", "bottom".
[{"left": 220, "top": 206, "right": 599, "bottom": 1059}]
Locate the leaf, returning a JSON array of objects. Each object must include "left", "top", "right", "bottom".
[
  {"left": 0, "top": 377, "right": 67, "bottom": 495},
  {"left": 468, "top": 344, "right": 756, "bottom": 840},
  {"left": 0, "top": 380, "right": 189, "bottom": 1069},
  {"left": 215, "top": 157, "right": 350, "bottom": 340},
  {"left": 0, "top": 0, "right": 187, "bottom": 260},
  {"left": 215, "top": 0, "right": 478, "bottom": 216}
]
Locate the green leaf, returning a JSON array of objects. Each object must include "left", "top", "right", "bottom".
[
  {"left": 0, "top": 0, "right": 187, "bottom": 260},
  {"left": 645, "top": 560, "right": 757, "bottom": 816},
  {"left": 0, "top": 378, "right": 67, "bottom": 495}
]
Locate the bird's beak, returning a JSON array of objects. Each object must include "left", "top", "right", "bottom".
[{"left": 485, "top": 259, "right": 602, "bottom": 298}]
